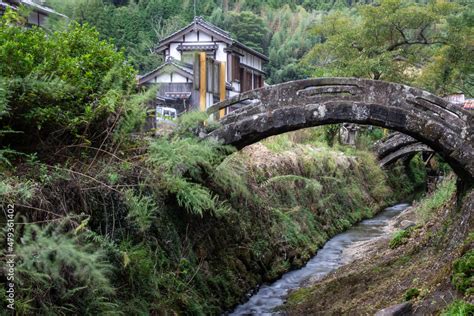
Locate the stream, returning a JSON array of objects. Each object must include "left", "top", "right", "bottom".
[{"left": 229, "top": 203, "right": 411, "bottom": 315}]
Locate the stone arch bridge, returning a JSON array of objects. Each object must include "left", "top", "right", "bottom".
[
  {"left": 206, "top": 78, "right": 473, "bottom": 185},
  {"left": 374, "top": 132, "right": 434, "bottom": 167}
]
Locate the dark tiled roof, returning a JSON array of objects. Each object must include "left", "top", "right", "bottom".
[
  {"left": 155, "top": 16, "right": 268, "bottom": 62},
  {"left": 138, "top": 58, "right": 194, "bottom": 85}
]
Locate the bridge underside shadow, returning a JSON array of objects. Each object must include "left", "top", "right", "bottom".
[{"left": 206, "top": 78, "right": 473, "bottom": 185}]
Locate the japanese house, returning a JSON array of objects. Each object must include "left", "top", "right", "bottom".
[{"left": 138, "top": 16, "right": 268, "bottom": 117}]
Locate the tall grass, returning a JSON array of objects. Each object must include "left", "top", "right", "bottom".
[{"left": 415, "top": 176, "right": 456, "bottom": 223}]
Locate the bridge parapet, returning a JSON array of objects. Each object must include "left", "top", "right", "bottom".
[{"left": 207, "top": 78, "right": 474, "bottom": 184}]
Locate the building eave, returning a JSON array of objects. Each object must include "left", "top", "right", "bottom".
[
  {"left": 240, "top": 63, "right": 267, "bottom": 75},
  {"left": 138, "top": 59, "right": 194, "bottom": 86},
  {"left": 154, "top": 16, "right": 269, "bottom": 62},
  {"left": 3, "top": 0, "right": 67, "bottom": 18},
  {"left": 155, "top": 17, "right": 233, "bottom": 53},
  {"left": 231, "top": 41, "right": 269, "bottom": 62}
]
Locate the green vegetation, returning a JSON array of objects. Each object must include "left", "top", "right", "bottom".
[
  {"left": 414, "top": 176, "right": 457, "bottom": 223},
  {"left": 390, "top": 229, "right": 411, "bottom": 249},
  {"left": 46, "top": 0, "right": 473, "bottom": 96},
  {"left": 303, "top": 0, "right": 473, "bottom": 96},
  {"left": 404, "top": 288, "right": 420, "bottom": 301},
  {"left": 441, "top": 300, "right": 474, "bottom": 316},
  {"left": 1, "top": 1, "right": 468, "bottom": 314},
  {"left": 451, "top": 250, "right": 474, "bottom": 295},
  {"left": 0, "top": 9, "right": 148, "bottom": 152},
  {"left": 1, "top": 91, "right": 398, "bottom": 315}
]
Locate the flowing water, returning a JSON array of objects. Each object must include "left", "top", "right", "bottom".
[{"left": 229, "top": 203, "right": 410, "bottom": 315}]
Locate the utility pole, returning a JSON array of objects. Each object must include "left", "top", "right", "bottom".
[{"left": 194, "top": 0, "right": 197, "bottom": 17}]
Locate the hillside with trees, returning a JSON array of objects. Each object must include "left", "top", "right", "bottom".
[{"left": 46, "top": 0, "right": 472, "bottom": 96}]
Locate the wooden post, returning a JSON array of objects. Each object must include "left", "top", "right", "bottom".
[
  {"left": 199, "top": 52, "right": 206, "bottom": 112},
  {"left": 219, "top": 62, "right": 226, "bottom": 119}
]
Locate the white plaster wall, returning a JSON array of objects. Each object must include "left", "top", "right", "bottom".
[
  {"left": 172, "top": 73, "right": 188, "bottom": 83},
  {"left": 169, "top": 43, "right": 181, "bottom": 60},
  {"left": 240, "top": 50, "right": 263, "bottom": 71},
  {"left": 216, "top": 43, "right": 228, "bottom": 63},
  {"left": 154, "top": 73, "right": 171, "bottom": 83},
  {"left": 185, "top": 31, "right": 198, "bottom": 41},
  {"left": 200, "top": 32, "right": 212, "bottom": 41}
]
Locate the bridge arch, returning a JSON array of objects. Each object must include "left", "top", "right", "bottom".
[
  {"left": 207, "top": 78, "right": 473, "bottom": 184},
  {"left": 379, "top": 143, "right": 434, "bottom": 168},
  {"left": 374, "top": 132, "right": 433, "bottom": 167}
]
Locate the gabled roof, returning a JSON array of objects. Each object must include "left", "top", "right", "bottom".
[
  {"left": 155, "top": 16, "right": 269, "bottom": 62},
  {"left": 1, "top": 0, "right": 67, "bottom": 18},
  {"left": 138, "top": 58, "right": 194, "bottom": 85}
]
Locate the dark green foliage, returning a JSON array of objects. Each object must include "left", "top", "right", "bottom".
[
  {"left": 390, "top": 229, "right": 411, "bottom": 249},
  {"left": 385, "top": 154, "right": 427, "bottom": 202},
  {"left": 0, "top": 10, "right": 140, "bottom": 151},
  {"left": 452, "top": 250, "right": 474, "bottom": 295},
  {"left": 404, "top": 288, "right": 420, "bottom": 301},
  {"left": 209, "top": 10, "right": 271, "bottom": 54}
]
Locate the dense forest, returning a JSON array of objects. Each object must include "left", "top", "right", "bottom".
[{"left": 47, "top": 0, "right": 473, "bottom": 96}]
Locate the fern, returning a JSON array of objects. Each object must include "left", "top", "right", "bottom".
[
  {"left": 114, "top": 86, "right": 157, "bottom": 140},
  {"left": 173, "top": 110, "right": 220, "bottom": 138},
  {"left": 124, "top": 189, "right": 159, "bottom": 233},
  {"left": 260, "top": 174, "right": 322, "bottom": 193},
  {"left": 147, "top": 130, "right": 234, "bottom": 216},
  {"left": 10, "top": 221, "right": 119, "bottom": 314},
  {"left": 171, "top": 177, "right": 230, "bottom": 217}
]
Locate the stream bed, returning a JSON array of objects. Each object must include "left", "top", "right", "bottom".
[{"left": 229, "top": 203, "right": 410, "bottom": 315}]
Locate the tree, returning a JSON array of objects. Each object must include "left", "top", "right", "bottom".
[
  {"left": 264, "top": 5, "right": 319, "bottom": 83},
  {"left": 418, "top": 0, "right": 474, "bottom": 97},
  {"left": 303, "top": 0, "right": 460, "bottom": 86},
  {"left": 0, "top": 10, "right": 138, "bottom": 151},
  {"left": 210, "top": 9, "right": 271, "bottom": 54}
]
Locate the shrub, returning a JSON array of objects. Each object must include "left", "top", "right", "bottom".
[
  {"left": 452, "top": 250, "right": 474, "bottom": 295},
  {"left": 0, "top": 10, "right": 138, "bottom": 150},
  {"left": 404, "top": 288, "right": 420, "bottom": 301},
  {"left": 390, "top": 229, "right": 411, "bottom": 249},
  {"left": 7, "top": 221, "right": 118, "bottom": 314},
  {"left": 146, "top": 113, "right": 235, "bottom": 216},
  {"left": 124, "top": 189, "right": 159, "bottom": 233},
  {"left": 441, "top": 300, "right": 474, "bottom": 316}
]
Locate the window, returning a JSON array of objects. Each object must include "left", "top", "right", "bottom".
[
  {"left": 254, "top": 74, "right": 263, "bottom": 88},
  {"left": 232, "top": 55, "right": 240, "bottom": 81},
  {"left": 241, "top": 69, "right": 253, "bottom": 92}
]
